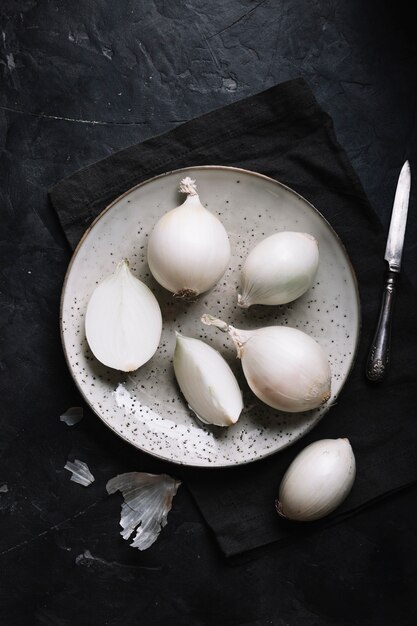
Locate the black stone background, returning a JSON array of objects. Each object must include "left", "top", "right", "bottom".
[{"left": 1, "top": 1, "right": 417, "bottom": 624}]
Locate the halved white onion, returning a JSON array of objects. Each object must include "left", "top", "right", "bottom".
[{"left": 85, "top": 260, "right": 162, "bottom": 372}]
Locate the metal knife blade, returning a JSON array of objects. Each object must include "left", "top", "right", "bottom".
[
  {"left": 384, "top": 160, "right": 411, "bottom": 272},
  {"left": 366, "top": 160, "right": 411, "bottom": 382}
]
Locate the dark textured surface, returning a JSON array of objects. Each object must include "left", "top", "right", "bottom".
[{"left": 1, "top": 1, "right": 417, "bottom": 624}]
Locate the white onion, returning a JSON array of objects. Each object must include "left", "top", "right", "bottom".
[
  {"left": 276, "top": 438, "right": 356, "bottom": 521},
  {"left": 238, "top": 231, "right": 319, "bottom": 307},
  {"left": 85, "top": 260, "right": 162, "bottom": 372},
  {"left": 147, "top": 177, "right": 231, "bottom": 298},
  {"left": 201, "top": 315, "right": 331, "bottom": 413},
  {"left": 173, "top": 333, "right": 243, "bottom": 427}
]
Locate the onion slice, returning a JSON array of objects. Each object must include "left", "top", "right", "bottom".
[{"left": 173, "top": 333, "right": 243, "bottom": 427}]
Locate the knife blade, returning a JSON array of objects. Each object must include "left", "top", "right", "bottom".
[
  {"left": 384, "top": 160, "right": 411, "bottom": 272},
  {"left": 366, "top": 160, "right": 411, "bottom": 382}
]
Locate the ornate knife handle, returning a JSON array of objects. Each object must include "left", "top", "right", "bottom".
[{"left": 366, "top": 271, "right": 398, "bottom": 382}]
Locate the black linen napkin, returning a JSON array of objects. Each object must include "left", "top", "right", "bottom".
[{"left": 50, "top": 78, "right": 417, "bottom": 557}]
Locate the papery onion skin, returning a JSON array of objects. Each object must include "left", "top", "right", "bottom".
[
  {"left": 276, "top": 438, "right": 356, "bottom": 521},
  {"left": 85, "top": 260, "right": 162, "bottom": 372},
  {"left": 238, "top": 231, "right": 319, "bottom": 307},
  {"left": 64, "top": 459, "right": 95, "bottom": 487},
  {"left": 106, "top": 472, "right": 181, "bottom": 550},
  {"left": 173, "top": 333, "right": 243, "bottom": 427},
  {"left": 240, "top": 326, "right": 331, "bottom": 412},
  {"left": 147, "top": 178, "right": 231, "bottom": 297}
]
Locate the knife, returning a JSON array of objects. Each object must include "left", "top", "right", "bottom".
[{"left": 366, "top": 160, "right": 411, "bottom": 382}]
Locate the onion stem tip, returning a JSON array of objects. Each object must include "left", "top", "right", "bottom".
[{"left": 179, "top": 177, "right": 198, "bottom": 196}]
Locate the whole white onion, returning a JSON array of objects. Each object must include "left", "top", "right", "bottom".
[
  {"left": 147, "top": 177, "right": 230, "bottom": 298},
  {"left": 201, "top": 315, "right": 331, "bottom": 413},
  {"left": 238, "top": 231, "right": 319, "bottom": 307},
  {"left": 276, "top": 438, "right": 356, "bottom": 521}
]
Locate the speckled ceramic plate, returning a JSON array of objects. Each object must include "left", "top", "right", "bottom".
[{"left": 61, "top": 166, "right": 360, "bottom": 468}]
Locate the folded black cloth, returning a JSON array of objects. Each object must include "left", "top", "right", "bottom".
[{"left": 50, "top": 78, "right": 417, "bottom": 557}]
